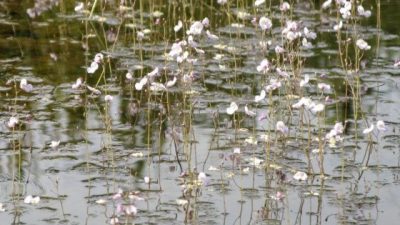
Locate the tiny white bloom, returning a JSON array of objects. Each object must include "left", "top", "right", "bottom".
[
  {"left": 226, "top": 102, "right": 238, "bottom": 115},
  {"left": 24, "top": 195, "right": 40, "bottom": 204},
  {"left": 311, "top": 103, "right": 325, "bottom": 113},
  {"left": 259, "top": 17, "right": 272, "bottom": 31},
  {"left": 333, "top": 20, "right": 343, "bottom": 31},
  {"left": 376, "top": 120, "right": 387, "bottom": 132},
  {"left": 50, "top": 140, "right": 60, "bottom": 148},
  {"left": 276, "top": 121, "right": 288, "bottom": 134},
  {"left": 254, "top": 90, "right": 266, "bottom": 102},
  {"left": 318, "top": 83, "right": 331, "bottom": 92},
  {"left": 256, "top": 59, "right": 270, "bottom": 73},
  {"left": 72, "top": 78, "right": 82, "bottom": 89},
  {"left": 7, "top": 117, "right": 19, "bottom": 128},
  {"left": 280, "top": 2, "right": 290, "bottom": 11},
  {"left": 95, "top": 199, "right": 107, "bottom": 204},
  {"left": 322, "top": 0, "right": 332, "bottom": 9},
  {"left": 356, "top": 39, "right": 371, "bottom": 50},
  {"left": 300, "top": 74, "right": 310, "bottom": 87},
  {"left": 147, "top": 67, "right": 159, "bottom": 78},
  {"left": 293, "top": 171, "right": 307, "bottom": 181},
  {"left": 363, "top": 124, "right": 374, "bottom": 134},
  {"left": 74, "top": 2, "right": 84, "bottom": 12},
  {"left": 206, "top": 30, "right": 219, "bottom": 40},
  {"left": 187, "top": 21, "right": 203, "bottom": 35},
  {"left": 104, "top": 95, "right": 113, "bottom": 102},
  {"left": 254, "top": 0, "right": 265, "bottom": 7},
  {"left": 174, "top": 20, "right": 183, "bottom": 32},
  {"left": 166, "top": 76, "right": 177, "bottom": 88},
  {"left": 244, "top": 105, "right": 256, "bottom": 117}
]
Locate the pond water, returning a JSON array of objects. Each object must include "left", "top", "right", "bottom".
[{"left": 1, "top": 0, "right": 400, "bottom": 224}]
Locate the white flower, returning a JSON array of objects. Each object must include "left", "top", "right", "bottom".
[
  {"left": 150, "top": 82, "right": 166, "bottom": 92},
  {"left": 197, "top": 172, "right": 208, "bottom": 185},
  {"left": 311, "top": 103, "right": 325, "bottom": 113},
  {"left": 206, "top": 30, "right": 219, "bottom": 40},
  {"left": 95, "top": 199, "right": 107, "bottom": 204},
  {"left": 280, "top": 2, "right": 290, "bottom": 11},
  {"left": 135, "top": 76, "right": 148, "bottom": 91},
  {"left": 333, "top": 20, "right": 343, "bottom": 31},
  {"left": 304, "top": 27, "right": 317, "bottom": 39},
  {"left": 110, "top": 217, "right": 119, "bottom": 225},
  {"left": 137, "top": 31, "right": 145, "bottom": 41},
  {"left": 174, "top": 20, "right": 183, "bottom": 32},
  {"left": 244, "top": 105, "right": 256, "bottom": 117},
  {"left": 0, "top": 203, "right": 5, "bottom": 212},
  {"left": 363, "top": 124, "right": 374, "bottom": 134},
  {"left": 24, "top": 195, "right": 40, "bottom": 204},
  {"left": 87, "top": 85, "right": 101, "bottom": 95},
  {"left": 394, "top": 60, "right": 400, "bottom": 68},
  {"left": 72, "top": 78, "right": 82, "bottom": 89},
  {"left": 254, "top": 0, "right": 265, "bottom": 7},
  {"left": 50, "top": 140, "right": 60, "bottom": 148},
  {"left": 265, "top": 79, "right": 281, "bottom": 92},
  {"left": 7, "top": 117, "right": 19, "bottom": 128},
  {"left": 19, "top": 79, "right": 33, "bottom": 92},
  {"left": 166, "top": 76, "right": 177, "bottom": 88},
  {"left": 340, "top": 2, "right": 352, "bottom": 19},
  {"left": 317, "top": 83, "right": 331, "bottom": 92},
  {"left": 169, "top": 42, "right": 183, "bottom": 58},
  {"left": 357, "top": 5, "right": 371, "bottom": 18},
  {"left": 276, "top": 68, "right": 289, "bottom": 78},
  {"left": 376, "top": 120, "right": 387, "bottom": 132},
  {"left": 187, "top": 21, "right": 203, "bottom": 35},
  {"left": 292, "top": 97, "right": 312, "bottom": 109},
  {"left": 356, "top": 39, "right": 371, "bottom": 50},
  {"left": 259, "top": 17, "right": 272, "bottom": 31},
  {"left": 293, "top": 171, "right": 307, "bottom": 181},
  {"left": 300, "top": 74, "right": 310, "bottom": 87},
  {"left": 302, "top": 38, "right": 312, "bottom": 48},
  {"left": 202, "top": 17, "right": 210, "bottom": 27},
  {"left": 322, "top": 0, "right": 332, "bottom": 9},
  {"left": 256, "top": 59, "right": 270, "bottom": 73},
  {"left": 226, "top": 102, "right": 238, "bottom": 115},
  {"left": 275, "top": 45, "right": 285, "bottom": 54},
  {"left": 217, "top": 0, "right": 228, "bottom": 5},
  {"left": 254, "top": 90, "right": 266, "bottom": 102},
  {"left": 94, "top": 53, "right": 103, "bottom": 63},
  {"left": 104, "top": 95, "right": 113, "bottom": 102},
  {"left": 87, "top": 61, "right": 99, "bottom": 74},
  {"left": 276, "top": 121, "right": 288, "bottom": 134},
  {"left": 126, "top": 204, "right": 138, "bottom": 215},
  {"left": 147, "top": 67, "right": 159, "bottom": 78},
  {"left": 126, "top": 72, "right": 133, "bottom": 80},
  {"left": 74, "top": 2, "right": 84, "bottom": 12}
]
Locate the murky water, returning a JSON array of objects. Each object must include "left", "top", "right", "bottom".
[{"left": 1, "top": 0, "right": 400, "bottom": 224}]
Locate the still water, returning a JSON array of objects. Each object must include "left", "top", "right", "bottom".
[{"left": 1, "top": 0, "right": 400, "bottom": 224}]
